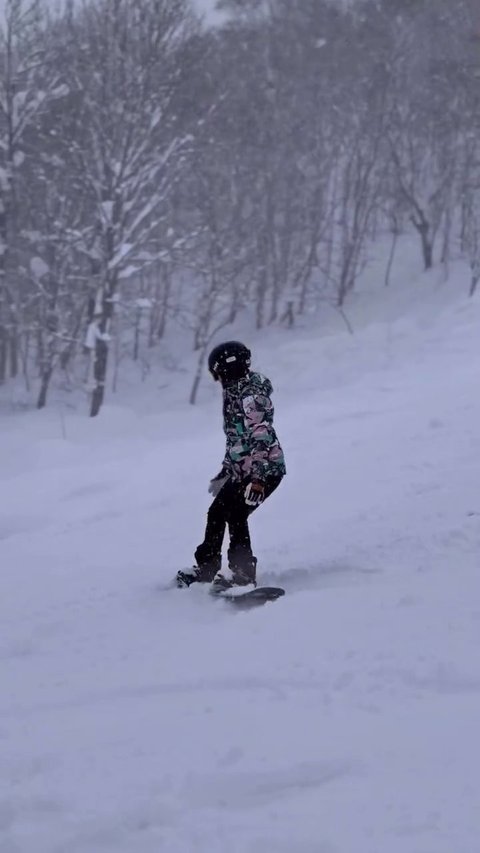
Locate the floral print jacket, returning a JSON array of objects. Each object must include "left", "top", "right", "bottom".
[{"left": 219, "top": 372, "right": 286, "bottom": 484}]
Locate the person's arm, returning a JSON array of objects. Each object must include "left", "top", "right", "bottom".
[{"left": 241, "top": 391, "right": 274, "bottom": 483}]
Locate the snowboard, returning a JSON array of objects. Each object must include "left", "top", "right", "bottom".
[{"left": 211, "top": 585, "right": 285, "bottom": 608}]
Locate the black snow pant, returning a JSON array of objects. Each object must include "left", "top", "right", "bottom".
[{"left": 194, "top": 474, "right": 283, "bottom": 584}]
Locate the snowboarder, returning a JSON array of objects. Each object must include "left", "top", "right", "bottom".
[{"left": 176, "top": 341, "right": 286, "bottom": 592}]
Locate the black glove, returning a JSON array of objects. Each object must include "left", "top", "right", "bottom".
[
  {"left": 208, "top": 469, "right": 229, "bottom": 496},
  {"left": 244, "top": 480, "right": 265, "bottom": 507}
]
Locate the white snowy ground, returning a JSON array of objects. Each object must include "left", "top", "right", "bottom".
[{"left": 1, "top": 257, "right": 480, "bottom": 853}]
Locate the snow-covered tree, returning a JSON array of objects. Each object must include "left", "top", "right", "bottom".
[
  {"left": 0, "top": 0, "right": 65, "bottom": 383},
  {"left": 57, "top": 0, "right": 198, "bottom": 415}
]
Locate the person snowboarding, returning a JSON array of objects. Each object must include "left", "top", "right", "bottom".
[{"left": 176, "top": 341, "right": 286, "bottom": 592}]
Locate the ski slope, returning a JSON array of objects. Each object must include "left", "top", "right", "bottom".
[{"left": 1, "top": 262, "right": 480, "bottom": 853}]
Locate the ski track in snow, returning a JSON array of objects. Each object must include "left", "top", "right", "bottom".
[{"left": 1, "top": 273, "right": 480, "bottom": 853}]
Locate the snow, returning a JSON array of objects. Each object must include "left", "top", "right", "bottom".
[
  {"left": 30, "top": 256, "right": 49, "bottom": 280},
  {"left": 1, "top": 252, "right": 480, "bottom": 853}
]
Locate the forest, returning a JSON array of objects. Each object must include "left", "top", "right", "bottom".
[{"left": 1, "top": 0, "right": 479, "bottom": 413}]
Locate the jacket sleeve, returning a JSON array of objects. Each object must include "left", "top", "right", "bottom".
[{"left": 240, "top": 391, "right": 274, "bottom": 482}]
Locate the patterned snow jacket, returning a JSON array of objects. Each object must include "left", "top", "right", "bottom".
[{"left": 220, "top": 371, "right": 286, "bottom": 484}]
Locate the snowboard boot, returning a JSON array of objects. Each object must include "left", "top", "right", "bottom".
[
  {"left": 176, "top": 554, "right": 221, "bottom": 589},
  {"left": 175, "top": 567, "right": 203, "bottom": 588},
  {"left": 212, "top": 557, "right": 257, "bottom": 593},
  {"left": 211, "top": 567, "right": 236, "bottom": 593}
]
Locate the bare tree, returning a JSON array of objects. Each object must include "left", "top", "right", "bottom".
[
  {"left": 178, "top": 157, "right": 252, "bottom": 403},
  {"left": 462, "top": 182, "right": 480, "bottom": 297},
  {"left": 59, "top": 0, "right": 197, "bottom": 416},
  {"left": 0, "top": 0, "right": 64, "bottom": 382}
]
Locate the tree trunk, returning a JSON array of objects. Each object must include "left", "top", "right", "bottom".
[
  {"left": 89, "top": 299, "right": 110, "bottom": 417},
  {"left": 337, "top": 240, "right": 355, "bottom": 307},
  {"left": 59, "top": 303, "right": 85, "bottom": 371},
  {"left": 189, "top": 341, "right": 209, "bottom": 406},
  {"left": 421, "top": 231, "right": 433, "bottom": 270},
  {"left": 133, "top": 306, "right": 141, "bottom": 360},
  {"left": 89, "top": 268, "right": 116, "bottom": 416},
  {"left": 21, "top": 328, "right": 31, "bottom": 392},
  {"left": 37, "top": 367, "right": 53, "bottom": 409},
  {"left": 337, "top": 272, "right": 349, "bottom": 307},
  {"left": 411, "top": 214, "right": 434, "bottom": 271},
  {"left": 280, "top": 299, "right": 294, "bottom": 328},
  {"left": 255, "top": 228, "right": 268, "bottom": 329},
  {"left": 0, "top": 328, "right": 7, "bottom": 383},
  {"left": 90, "top": 336, "right": 109, "bottom": 417},
  {"left": 298, "top": 274, "right": 308, "bottom": 316},
  {"left": 460, "top": 199, "right": 468, "bottom": 252},
  {"left": 0, "top": 202, "right": 8, "bottom": 385},
  {"left": 9, "top": 330, "right": 18, "bottom": 378},
  {"left": 150, "top": 266, "right": 172, "bottom": 345},
  {"left": 384, "top": 225, "right": 399, "bottom": 287}
]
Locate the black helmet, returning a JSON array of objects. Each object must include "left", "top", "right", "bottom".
[{"left": 208, "top": 340, "right": 251, "bottom": 382}]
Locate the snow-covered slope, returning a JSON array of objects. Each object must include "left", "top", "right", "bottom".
[{"left": 1, "top": 262, "right": 480, "bottom": 853}]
